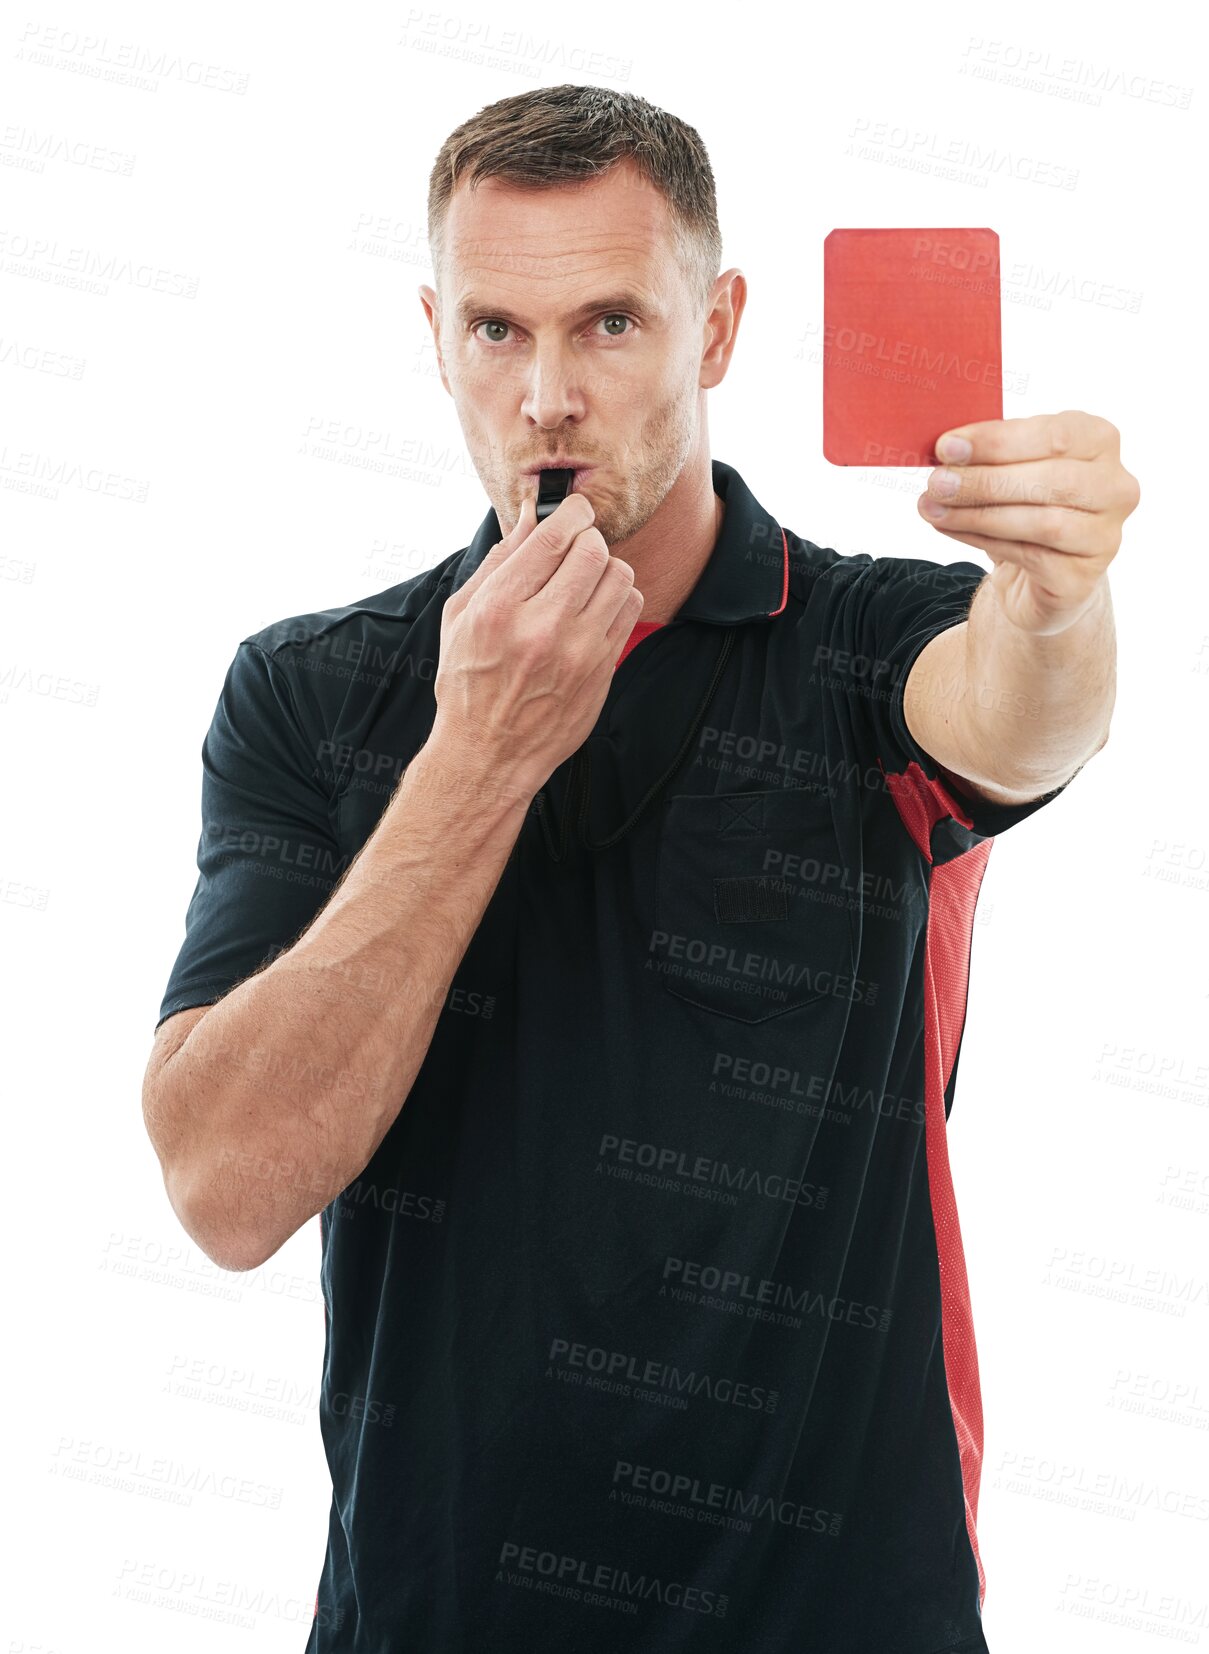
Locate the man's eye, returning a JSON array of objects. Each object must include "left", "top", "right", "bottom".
[{"left": 471, "top": 314, "right": 634, "bottom": 344}]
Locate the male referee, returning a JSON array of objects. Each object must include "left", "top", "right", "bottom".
[{"left": 143, "top": 84, "right": 1139, "bottom": 1654}]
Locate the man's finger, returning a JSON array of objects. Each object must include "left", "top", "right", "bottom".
[
  {"left": 455, "top": 493, "right": 537, "bottom": 604},
  {"left": 936, "top": 410, "right": 1116, "bottom": 468}
]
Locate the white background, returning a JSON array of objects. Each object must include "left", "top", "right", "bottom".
[{"left": 2, "top": 2, "right": 1205, "bottom": 1649}]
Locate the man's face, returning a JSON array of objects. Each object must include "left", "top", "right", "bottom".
[{"left": 418, "top": 158, "right": 742, "bottom": 548}]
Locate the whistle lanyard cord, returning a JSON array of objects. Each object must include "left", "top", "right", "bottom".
[{"left": 536, "top": 744, "right": 583, "bottom": 863}]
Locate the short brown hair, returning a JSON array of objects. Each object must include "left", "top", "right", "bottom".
[{"left": 427, "top": 83, "right": 722, "bottom": 314}]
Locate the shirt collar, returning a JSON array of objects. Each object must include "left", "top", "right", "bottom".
[{"left": 448, "top": 458, "right": 789, "bottom": 626}]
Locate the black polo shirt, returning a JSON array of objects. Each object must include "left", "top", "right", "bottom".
[{"left": 157, "top": 459, "right": 1071, "bottom": 1654}]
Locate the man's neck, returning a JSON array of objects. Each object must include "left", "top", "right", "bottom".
[{"left": 620, "top": 483, "right": 725, "bottom": 626}]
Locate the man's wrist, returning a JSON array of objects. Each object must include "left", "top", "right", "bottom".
[
  {"left": 989, "top": 568, "right": 1113, "bottom": 643},
  {"left": 413, "top": 716, "right": 544, "bottom": 816}
]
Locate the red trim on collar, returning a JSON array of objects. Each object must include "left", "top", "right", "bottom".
[
  {"left": 615, "top": 618, "right": 664, "bottom": 670},
  {"left": 768, "top": 527, "right": 790, "bottom": 617}
]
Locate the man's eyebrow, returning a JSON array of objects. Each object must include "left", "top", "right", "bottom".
[{"left": 453, "top": 291, "right": 656, "bottom": 328}]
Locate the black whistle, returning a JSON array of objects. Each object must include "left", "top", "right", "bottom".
[{"left": 535, "top": 468, "right": 576, "bottom": 522}]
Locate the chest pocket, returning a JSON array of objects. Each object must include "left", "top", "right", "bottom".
[{"left": 654, "top": 787, "right": 858, "bottom": 1024}]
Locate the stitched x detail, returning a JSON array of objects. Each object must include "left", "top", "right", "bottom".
[{"left": 719, "top": 796, "right": 762, "bottom": 835}]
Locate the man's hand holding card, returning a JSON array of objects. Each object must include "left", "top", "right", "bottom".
[{"left": 823, "top": 226, "right": 1139, "bottom": 802}]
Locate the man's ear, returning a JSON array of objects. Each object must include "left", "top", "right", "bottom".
[
  {"left": 417, "top": 284, "right": 451, "bottom": 397},
  {"left": 700, "top": 267, "right": 747, "bottom": 390}
]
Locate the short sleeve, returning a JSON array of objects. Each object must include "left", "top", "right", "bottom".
[
  {"left": 820, "top": 554, "right": 1073, "bottom": 839},
  {"left": 156, "top": 640, "right": 349, "bottom": 1030}
]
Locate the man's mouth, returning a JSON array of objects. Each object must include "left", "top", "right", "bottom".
[{"left": 522, "top": 462, "right": 596, "bottom": 488}]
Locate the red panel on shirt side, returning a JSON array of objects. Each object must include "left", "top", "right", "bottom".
[{"left": 921, "top": 839, "right": 994, "bottom": 1608}]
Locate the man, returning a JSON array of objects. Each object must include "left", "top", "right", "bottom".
[{"left": 142, "top": 84, "right": 1139, "bottom": 1654}]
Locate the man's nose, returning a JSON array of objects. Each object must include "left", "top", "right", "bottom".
[{"left": 520, "top": 343, "right": 589, "bottom": 426}]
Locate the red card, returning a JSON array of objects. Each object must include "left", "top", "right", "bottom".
[{"left": 822, "top": 228, "right": 1002, "bottom": 467}]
